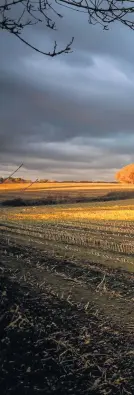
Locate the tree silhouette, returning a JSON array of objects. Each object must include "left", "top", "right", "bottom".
[
  {"left": 1, "top": 0, "right": 134, "bottom": 56},
  {"left": 0, "top": 164, "right": 23, "bottom": 184}
]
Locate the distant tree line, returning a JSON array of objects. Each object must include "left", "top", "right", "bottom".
[
  {"left": 0, "top": 177, "right": 31, "bottom": 183},
  {"left": 0, "top": 177, "right": 118, "bottom": 184}
]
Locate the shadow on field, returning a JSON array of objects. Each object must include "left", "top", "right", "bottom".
[
  {"left": 1, "top": 190, "right": 134, "bottom": 207},
  {"left": 0, "top": 272, "right": 134, "bottom": 395}
]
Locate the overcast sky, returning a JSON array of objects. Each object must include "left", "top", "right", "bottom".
[{"left": 1, "top": 3, "right": 134, "bottom": 181}]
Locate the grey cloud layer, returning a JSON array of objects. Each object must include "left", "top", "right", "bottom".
[{"left": 0, "top": 8, "right": 134, "bottom": 180}]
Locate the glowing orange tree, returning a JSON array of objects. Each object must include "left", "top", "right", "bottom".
[{"left": 116, "top": 164, "right": 134, "bottom": 184}]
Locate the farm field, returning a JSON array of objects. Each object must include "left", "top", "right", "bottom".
[
  {"left": 1, "top": 200, "right": 134, "bottom": 269},
  {"left": 1, "top": 181, "right": 134, "bottom": 204},
  {"left": 0, "top": 194, "right": 134, "bottom": 394}
]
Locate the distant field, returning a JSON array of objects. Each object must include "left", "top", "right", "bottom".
[
  {"left": 1, "top": 181, "right": 134, "bottom": 191},
  {"left": 1, "top": 181, "right": 134, "bottom": 204}
]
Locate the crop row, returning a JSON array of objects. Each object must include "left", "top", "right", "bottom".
[{"left": 0, "top": 221, "right": 134, "bottom": 256}]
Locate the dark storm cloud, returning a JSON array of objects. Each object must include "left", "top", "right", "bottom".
[{"left": 1, "top": 4, "right": 134, "bottom": 180}]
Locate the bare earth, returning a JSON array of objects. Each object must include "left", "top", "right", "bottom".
[{"left": 0, "top": 183, "right": 134, "bottom": 394}]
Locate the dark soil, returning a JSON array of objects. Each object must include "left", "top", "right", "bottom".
[{"left": 0, "top": 234, "right": 134, "bottom": 395}]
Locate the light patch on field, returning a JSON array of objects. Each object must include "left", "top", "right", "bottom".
[
  {"left": 1, "top": 182, "right": 134, "bottom": 191},
  {"left": 5, "top": 204, "right": 134, "bottom": 222}
]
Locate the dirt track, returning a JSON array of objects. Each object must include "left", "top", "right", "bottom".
[{"left": 0, "top": 234, "right": 134, "bottom": 394}]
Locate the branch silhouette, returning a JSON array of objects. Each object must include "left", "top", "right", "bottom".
[{"left": 1, "top": 0, "right": 134, "bottom": 56}]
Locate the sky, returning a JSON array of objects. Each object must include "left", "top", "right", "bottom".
[{"left": 1, "top": 2, "right": 134, "bottom": 181}]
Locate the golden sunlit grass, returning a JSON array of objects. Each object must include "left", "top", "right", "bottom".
[
  {"left": 1, "top": 182, "right": 134, "bottom": 206},
  {"left": 3, "top": 203, "right": 134, "bottom": 222},
  {"left": 1, "top": 181, "right": 134, "bottom": 191}
]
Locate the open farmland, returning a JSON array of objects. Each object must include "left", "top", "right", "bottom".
[
  {"left": 1, "top": 181, "right": 134, "bottom": 204},
  {"left": 0, "top": 192, "right": 134, "bottom": 394}
]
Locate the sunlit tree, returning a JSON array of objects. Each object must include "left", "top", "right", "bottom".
[{"left": 116, "top": 164, "right": 134, "bottom": 184}]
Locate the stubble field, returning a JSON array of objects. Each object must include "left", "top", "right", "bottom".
[{"left": 0, "top": 183, "right": 134, "bottom": 394}]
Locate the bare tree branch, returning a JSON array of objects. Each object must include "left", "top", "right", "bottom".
[
  {"left": 14, "top": 33, "right": 74, "bottom": 56},
  {"left": 1, "top": 0, "right": 134, "bottom": 56}
]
